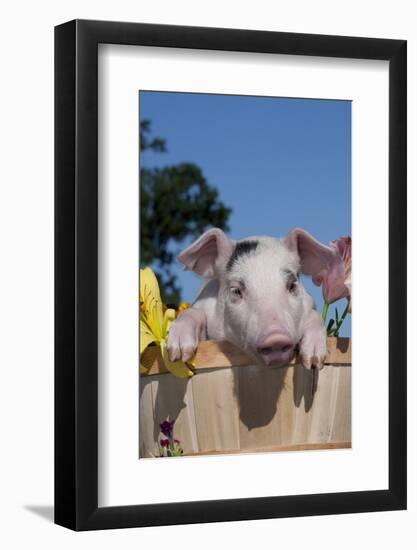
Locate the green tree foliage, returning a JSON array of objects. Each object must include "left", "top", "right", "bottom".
[{"left": 140, "top": 120, "right": 232, "bottom": 305}]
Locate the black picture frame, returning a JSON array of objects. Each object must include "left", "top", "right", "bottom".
[{"left": 55, "top": 19, "right": 407, "bottom": 531}]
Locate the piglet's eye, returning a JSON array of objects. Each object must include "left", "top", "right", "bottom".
[
  {"left": 287, "top": 280, "right": 298, "bottom": 294},
  {"left": 230, "top": 287, "right": 242, "bottom": 298}
]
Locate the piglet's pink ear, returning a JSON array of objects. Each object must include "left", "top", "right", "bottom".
[
  {"left": 284, "top": 227, "right": 340, "bottom": 281},
  {"left": 178, "top": 228, "right": 235, "bottom": 278}
]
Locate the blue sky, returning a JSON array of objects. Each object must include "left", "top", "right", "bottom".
[{"left": 140, "top": 91, "right": 351, "bottom": 336}]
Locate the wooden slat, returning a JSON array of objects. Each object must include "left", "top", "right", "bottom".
[
  {"left": 149, "top": 375, "right": 198, "bottom": 455},
  {"left": 237, "top": 364, "right": 352, "bottom": 450},
  {"left": 238, "top": 365, "right": 293, "bottom": 450},
  {"left": 184, "top": 441, "right": 351, "bottom": 456},
  {"left": 290, "top": 365, "right": 316, "bottom": 444},
  {"left": 329, "top": 367, "right": 352, "bottom": 442},
  {"left": 191, "top": 367, "right": 240, "bottom": 452},
  {"left": 139, "top": 364, "right": 351, "bottom": 457},
  {"left": 306, "top": 366, "right": 340, "bottom": 444},
  {"left": 138, "top": 377, "right": 155, "bottom": 458},
  {"left": 141, "top": 336, "right": 351, "bottom": 376},
  {"left": 139, "top": 338, "right": 352, "bottom": 457}
]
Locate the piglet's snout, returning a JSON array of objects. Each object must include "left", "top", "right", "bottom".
[{"left": 256, "top": 332, "right": 295, "bottom": 366}]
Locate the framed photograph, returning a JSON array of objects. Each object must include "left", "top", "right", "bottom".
[{"left": 55, "top": 20, "right": 406, "bottom": 530}]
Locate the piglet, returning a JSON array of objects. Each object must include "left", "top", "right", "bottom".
[{"left": 167, "top": 228, "right": 335, "bottom": 369}]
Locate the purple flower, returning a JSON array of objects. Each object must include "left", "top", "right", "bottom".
[
  {"left": 160, "top": 419, "right": 175, "bottom": 438},
  {"left": 160, "top": 438, "right": 170, "bottom": 447}
]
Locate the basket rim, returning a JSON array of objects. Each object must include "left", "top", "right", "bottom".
[{"left": 141, "top": 336, "right": 351, "bottom": 376}]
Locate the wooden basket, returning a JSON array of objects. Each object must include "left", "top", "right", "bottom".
[{"left": 139, "top": 337, "right": 351, "bottom": 457}]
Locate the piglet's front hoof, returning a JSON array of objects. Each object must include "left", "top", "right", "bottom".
[
  {"left": 166, "top": 322, "right": 199, "bottom": 363},
  {"left": 300, "top": 353, "right": 325, "bottom": 370},
  {"left": 299, "top": 332, "right": 327, "bottom": 370},
  {"left": 166, "top": 335, "right": 198, "bottom": 363}
]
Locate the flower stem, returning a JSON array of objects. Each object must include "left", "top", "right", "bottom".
[
  {"left": 333, "top": 300, "right": 350, "bottom": 336},
  {"left": 322, "top": 302, "right": 329, "bottom": 323}
]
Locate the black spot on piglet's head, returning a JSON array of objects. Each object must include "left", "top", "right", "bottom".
[{"left": 226, "top": 240, "right": 259, "bottom": 271}]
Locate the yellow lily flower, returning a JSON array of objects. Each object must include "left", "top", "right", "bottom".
[{"left": 140, "top": 267, "right": 194, "bottom": 378}]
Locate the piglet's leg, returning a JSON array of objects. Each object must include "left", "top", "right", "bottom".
[
  {"left": 299, "top": 309, "right": 327, "bottom": 370},
  {"left": 167, "top": 308, "right": 207, "bottom": 363}
]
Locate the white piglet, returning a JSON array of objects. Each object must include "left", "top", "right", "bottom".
[{"left": 167, "top": 227, "right": 335, "bottom": 370}]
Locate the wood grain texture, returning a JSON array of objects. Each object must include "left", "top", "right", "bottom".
[
  {"left": 238, "top": 365, "right": 293, "bottom": 449},
  {"left": 139, "top": 338, "right": 351, "bottom": 457},
  {"left": 329, "top": 366, "right": 352, "bottom": 441},
  {"left": 191, "top": 368, "right": 240, "bottom": 452},
  {"left": 139, "top": 378, "right": 155, "bottom": 458},
  {"left": 183, "top": 441, "right": 351, "bottom": 456},
  {"left": 141, "top": 374, "right": 198, "bottom": 456},
  {"left": 141, "top": 337, "right": 351, "bottom": 376}
]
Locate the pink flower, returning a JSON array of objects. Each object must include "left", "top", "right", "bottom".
[{"left": 313, "top": 236, "right": 351, "bottom": 305}]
